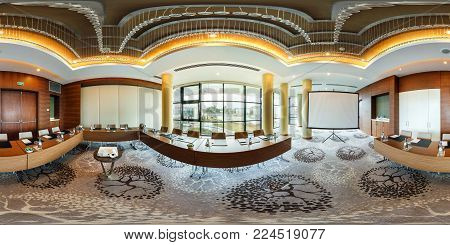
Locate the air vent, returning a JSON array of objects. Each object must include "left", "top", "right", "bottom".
[
  {"left": 325, "top": 84, "right": 358, "bottom": 88},
  {"left": 174, "top": 63, "right": 260, "bottom": 72},
  {"left": 441, "top": 48, "right": 450, "bottom": 54},
  {"left": 49, "top": 81, "right": 61, "bottom": 94}
]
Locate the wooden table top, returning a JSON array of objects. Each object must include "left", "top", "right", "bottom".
[
  {"left": 16, "top": 132, "right": 81, "bottom": 153},
  {"left": 144, "top": 131, "right": 290, "bottom": 153},
  {"left": 0, "top": 141, "right": 27, "bottom": 157},
  {"left": 85, "top": 128, "right": 140, "bottom": 133},
  {"left": 377, "top": 138, "right": 450, "bottom": 157}
]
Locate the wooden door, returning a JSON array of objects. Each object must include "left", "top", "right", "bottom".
[
  {"left": 21, "top": 91, "right": 37, "bottom": 135},
  {"left": 1, "top": 91, "right": 22, "bottom": 140}
]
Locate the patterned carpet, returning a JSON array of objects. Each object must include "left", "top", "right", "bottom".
[{"left": 1, "top": 129, "right": 450, "bottom": 224}]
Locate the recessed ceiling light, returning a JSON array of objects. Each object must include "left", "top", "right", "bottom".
[
  {"left": 216, "top": 72, "right": 220, "bottom": 76},
  {"left": 209, "top": 33, "right": 217, "bottom": 38},
  {"left": 447, "top": 30, "right": 450, "bottom": 35},
  {"left": 291, "top": 75, "right": 295, "bottom": 78},
  {"left": 359, "top": 77, "right": 363, "bottom": 80},
  {"left": 327, "top": 72, "right": 331, "bottom": 76},
  {"left": 36, "top": 68, "right": 41, "bottom": 72},
  {"left": 0, "top": 30, "right": 3, "bottom": 35},
  {"left": 444, "top": 61, "right": 448, "bottom": 65},
  {"left": 325, "top": 52, "right": 331, "bottom": 56},
  {"left": 398, "top": 67, "right": 402, "bottom": 71},
  {"left": 339, "top": 47, "right": 345, "bottom": 51}
]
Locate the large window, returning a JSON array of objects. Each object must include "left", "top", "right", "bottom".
[
  {"left": 173, "top": 83, "right": 262, "bottom": 135},
  {"left": 273, "top": 91, "right": 280, "bottom": 129},
  {"left": 289, "top": 96, "right": 298, "bottom": 125}
]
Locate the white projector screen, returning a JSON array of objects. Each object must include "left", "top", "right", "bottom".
[{"left": 308, "top": 92, "right": 359, "bottom": 129}]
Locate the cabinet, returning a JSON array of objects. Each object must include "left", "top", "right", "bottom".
[
  {"left": 399, "top": 89, "right": 440, "bottom": 141},
  {"left": 371, "top": 119, "right": 390, "bottom": 138}
]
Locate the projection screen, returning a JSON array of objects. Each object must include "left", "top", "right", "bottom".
[{"left": 308, "top": 92, "right": 359, "bottom": 129}]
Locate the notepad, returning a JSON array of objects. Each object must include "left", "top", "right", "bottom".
[
  {"left": 21, "top": 139, "right": 32, "bottom": 145},
  {"left": 258, "top": 136, "right": 269, "bottom": 141},
  {"left": 411, "top": 139, "right": 420, "bottom": 144},
  {"left": 43, "top": 135, "right": 52, "bottom": 139},
  {"left": 97, "top": 147, "right": 118, "bottom": 158},
  {"left": 390, "top": 135, "right": 399, "bottom": 138},
  {"left": 212, "top": 139, "right": 227, "bottom": 146}
]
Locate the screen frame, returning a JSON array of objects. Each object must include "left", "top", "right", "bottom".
[{"left": 307, "top": 91, "right": 360, "bottom": 130}]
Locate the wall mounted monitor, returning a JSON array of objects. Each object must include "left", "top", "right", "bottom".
[{"left": 308, "top": 92, "right": 359, "bottom": 129}]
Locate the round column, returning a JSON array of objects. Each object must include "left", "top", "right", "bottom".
[
  {"left": 302, "top": 79, "right": 312, "bottom": 139},
  {"left": 280, "top": 83, "right": 289, "bottom": 135},
  {"left": 297, "top": 93, "right": 302, "bottom": 127},
  {"left": 262, "top": 73, "right": 274, "bottom": 135},
  {"left": 161, "top": 73, "right": 173, "bottom": 132}
]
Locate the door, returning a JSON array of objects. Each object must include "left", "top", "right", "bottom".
[
  {"left": 399, "top": 92, "right": 409, "bottom": 133},
  {"left": 1, "top": 91, "right": 22, "bottom": 139},
  {"left": 21, "top": 91, "right": 37, "bottom": 134}
]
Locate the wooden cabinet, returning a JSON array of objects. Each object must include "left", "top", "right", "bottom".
[
  {"left": 399, "top": 89, "right": 440, "bottom": 141},
  {"left": 371, "top": 119, "right": 390, "bottom": 138},
  {"left": 0, "top": 90, "right": 37, "bottom": 140}
]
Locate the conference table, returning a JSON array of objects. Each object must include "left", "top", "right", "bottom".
[
  {"left": 83, "top": 128, "right": 140, "bottom": 142},
  {"left": 374, "top": 137, "right": 450, "bottom": 172},
  {"left": 0, "top": 131, "right": 83, "bottom": 172},
  {"left": 140, "top": 131, "right": 292, "bottom": 168}
]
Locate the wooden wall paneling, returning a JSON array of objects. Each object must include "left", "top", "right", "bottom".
[
  {"left": 1, "top": 91, "right": 22, "bottom": 139},
  {"left": 389, "top": 76, "right": 399, "bottom": 135},
  {"left": 399, "top": 72, "right": 441, "bottom": 92},
  {"left": 78, "top": 78, "right": 162, "bottom": 90},
  {"left": 61, "top": 82, "right": 81, "bottom": 129},
  {"left": 441, "top": 72, "right": 450, "bottom": 134}
]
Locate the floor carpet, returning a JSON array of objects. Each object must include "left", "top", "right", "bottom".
[{"left": 1, "top": 129, "right": 450, "bottom": 224}]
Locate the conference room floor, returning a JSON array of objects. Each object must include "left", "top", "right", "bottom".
[{"left": 1, "top": 129, "right": 449, "bottom": 224}]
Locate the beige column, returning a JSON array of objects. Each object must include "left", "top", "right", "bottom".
[
  {"left": 161, "top": 73, "right": 173, "bottom": 132},
  {"left": 297, "top": 93, "right": 302, "bottom": 127},
  {"left": 280, "top": 83, "right": 289, "bottom": 135},
  {"left": 302, "top": 79, "right": 312, "bottom": 139},
  {"left": 262, "top": 73, "right": 274, "bottom": 135}
]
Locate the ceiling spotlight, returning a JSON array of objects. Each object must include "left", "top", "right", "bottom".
[
  {"left": 325, "top": 52, "right": 331, "bottom": 56},
  {"left": 209, "top": 33, "right": 218, "bottom": 38},
  {"left": 447, "top": 30, "right": 450, "bottom": 35},
  {"left": 216, "top": 72, "right": 220, "bottom": 76},
  {"left": 36, "top": 68, "right": 41, "bottom": 72},
  {"left": 0, "top": 30, "right": 3, "bottom": 35},
  {"left": 398, "top": 67, "right": 402, "bottom": 71},
  {"left": 444, "top": 61, "right": 448, "bottom": 65},
  {"left": 359, "top": 77, "right": 363, "bottom": 80},
  {"left": 327, "top": 72, "right": 331, "bottom": 76},
  {"left": 339, "top": 47, "right": 345, "bottom": 52}
]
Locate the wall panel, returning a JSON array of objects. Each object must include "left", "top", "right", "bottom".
[
  {"left": 81, "top": 86, "right": 99, "bottom": 127},
  {"left": 119, "top": 86, "right": 139, "bottom": 127},
  {"left": 99, "top": 85, "right": 119, "bottom": 126}
]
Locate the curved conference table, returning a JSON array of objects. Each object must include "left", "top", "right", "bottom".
[
  {"left": 374, "top": 137, "right": 450, "bottom": 173},
  {"left": 140, "top": 131, "right": 292, "bottom": 168},
  {"left": 0, "top": 132, "right": 83, "bottom": 172}
]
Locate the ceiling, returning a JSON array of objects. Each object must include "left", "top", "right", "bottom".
[{"left": 0, "top": 0, "right": 449, "bottom": 90}]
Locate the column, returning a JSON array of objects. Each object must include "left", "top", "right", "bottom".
[
  {"left": 302, "top": 79, "right": 312, "bottom": 139},
  {"left": 262, "top": 73, "right": 274, "bottom": 135},
  {"left": 280, "top": 83, "right": 289, "bottom": 135},
  {"left": 161, "top": 73, "right": 173, "bottom": 132}
]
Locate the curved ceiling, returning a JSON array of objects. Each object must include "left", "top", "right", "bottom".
[{"left": 0, "top": 0, "right": 449, "bottom": 91}]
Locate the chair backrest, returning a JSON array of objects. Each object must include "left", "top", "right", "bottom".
[
  {"left": 51, "top": 127, "right": 61, "bottom": 133},
  {"left": 187, "top": 130, "right": 200, "bottom": 138},
  {"left": 400, "top": 130, "right": 412, "bottom": 138},
  {"left": 442, "top": 134, "right": 450, "bottom": 141},
  {"left": 38, "top": 129, "right": 49, "bottom": 137},
  {"left": 106, "top": 124, "right": 116, "bottom": 129},
  {"left": 94, "top": 124, "right": 102, "bottom": 129},
  {"left": 19, "top": 131, "right": 33, "bottom": 140},
  {"left": 253, "top": 129, "right": 265, "bottom": 137},
  {"left": 211, "top": 132, "right": 226, "bottom": 139},
  {"left": 160, "top": 126, "right": 168, "bottom": 133},
  {"left": 0, "top": 134, "right": 8, "bottom": 142},
  {"left": 417, "top": 132, "right": 432, "bottom": 140},
  {"left": 172, "top": 128, "right": 182, "bottom": 136},
  {"left": 234, "top": 131, "right": 248, "bottom": 139},
  {"left": 120, "top": 124, "right": 128, "bottom": 129}
]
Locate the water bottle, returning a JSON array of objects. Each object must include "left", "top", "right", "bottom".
[
  {"left": 206, "top": 138, "right": 210, "bottom": 148},
  {"left": 381, "top": 131, "right": 385, "bottom": 141},
  {"left": 438, "top": 141, "right": 445, "bottom": 157},
  {"left": 38, "top": 138, "right": 43, "bottom": 150}
]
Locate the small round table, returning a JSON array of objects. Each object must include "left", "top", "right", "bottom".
[{"left": 93, "top": 149, "right": 123, "bottom": 180}]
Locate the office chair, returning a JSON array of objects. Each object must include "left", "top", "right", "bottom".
[
  {"left": 211, "top": 132, "right": 226, "bottom": 139},
  {"left": 38, "top": 129, "right": 50, "bottom": 137},
  {"left": 51, "top": 127, "right": 61, "bottom": 134},
  {"left": 234, "top": 131, "right": 248, "bottom": 139},
  {"left": 172, "top": 128, "right": 182, "bottom": 136},
  {"left": 400, "top": 130, "right": 412, "bottom": 138},
  {"left": 0, "top": 134, "right": 8, "bottom": 142},
  {"left": 19, "top": 132, "right": 33, "bottom": 140},
  {"left": 160, "top": 126, "right": 168, "bottom": 133},
  {"left": 253, "top": 129, "right": 265, "bottom": 137},
  {"left": 187, "top": 130, "right": 200, "bottom": 138}
]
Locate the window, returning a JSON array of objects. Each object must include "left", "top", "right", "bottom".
[
  {"left": 273, "top": 91, "right": 280, "bottom": 129},
  {"left": 289, "top": 96, "right": 298, "bottom": 125},
  {"left": 173, "top": 83, "right": 261, "bottom": 135},
  {"left": 50, "top": 95, "right": 60, "bottom": 119}
]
